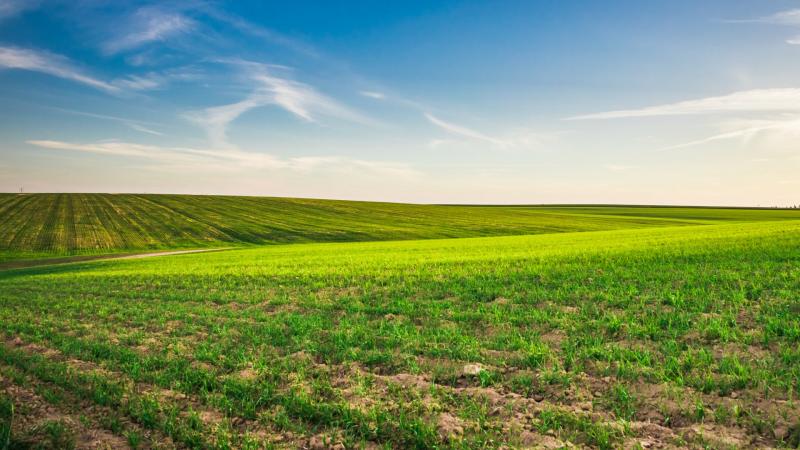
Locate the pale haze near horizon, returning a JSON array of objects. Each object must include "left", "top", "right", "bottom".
[{"left": 0, "top": 1, "right": 799, "bottom": 206}]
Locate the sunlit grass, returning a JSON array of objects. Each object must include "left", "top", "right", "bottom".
[{"left": 1, "top": 219, "right": 799, "bottom": 447}]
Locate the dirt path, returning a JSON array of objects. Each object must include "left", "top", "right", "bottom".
[
  {"left": 0, "top": 248, "right": 234, "bottom": 271},
  {"left": 109, "top": 248, "right": 233, "bottom": 260}
]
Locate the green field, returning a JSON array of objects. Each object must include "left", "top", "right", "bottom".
[
  {"left": 1, "top": 196, "right": 799, "bottom": 448},
  {"left": 3, "top": 194, "right": 800, "bottom": 264}
]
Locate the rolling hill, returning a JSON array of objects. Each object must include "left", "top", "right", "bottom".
[{"left": 1, "top": 193, "right": 798, "bottom": 261}]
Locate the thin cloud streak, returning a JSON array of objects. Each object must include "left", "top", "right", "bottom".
[
  {"left": 126, "top": 123, "right": 164, "bottom": 136},
  {"left": 200, "top": 7, "right": 320, "bottom": 59},
  {"left": 0, "top": 46, "right": 119, "bottom": 92},
  {"left": 424, "top": 113, "right": 508, "bottom": 147},
  {"left": 102, "top": 6, "right": 195, "bottom": 55},
  {"left": 725, "top": 9, "right": 800, "bottom": 46},
  {"left": 726, "top": 9, "right": 800, "bottom": 26},
  {"left": 360, "top": 91, "right": 386, "bottom": 99},
  {"left": 656, "top": 117, "right": 800, "bottom": 152},
  {"left": 568, "top": 89, "right": 800, "bottom": 120},
  {"left": 26, "top": 139, "right": 420, "bottom": 178},
  {"left": 47, "top": 107, "right": 164, "bottom": 136}
]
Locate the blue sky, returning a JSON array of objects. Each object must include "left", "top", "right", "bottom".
[{"left": 1, "top": 0, "right": 799, "bottom": 205}]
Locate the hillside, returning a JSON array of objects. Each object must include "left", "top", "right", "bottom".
[
  {"left": 1, "top": 220, "right": 799, "bottom": 447},
  {"left": 1, "top": 193, "right": 799, "bottom": 261}
]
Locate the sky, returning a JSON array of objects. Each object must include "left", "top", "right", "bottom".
[{"left": 1, "top": 0, "right": 799, "bottom": 206}]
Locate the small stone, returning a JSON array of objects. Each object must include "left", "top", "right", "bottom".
[
  {"left": 463, "top": 363, "right": 485, "bottom": 376},
  {"left": 533, "top": 394, "right": 545, "bottom": 402}
]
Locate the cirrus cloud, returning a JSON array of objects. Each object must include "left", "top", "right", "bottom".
[
  {"left": 0, "top": 46, "right": 119, "bottom": 92},
  {"left": 26, "top": 139, "right": 419, "bottom": 178},
  {"left": 101, "top": 6, "right": 196, "bottom": 55},
  {"left": 186, "top": 61, "right": 377, "bottom": 148},
  {"left": 568, "top": 88, "right": 800, "bottom": 120}
]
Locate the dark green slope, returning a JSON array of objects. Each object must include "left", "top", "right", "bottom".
[{"left": 1, "top": 193, "right": 798, "bottom": 260}]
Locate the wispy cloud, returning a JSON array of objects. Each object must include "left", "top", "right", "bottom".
[
  {"left": 424, "top": 113, "right": 508, "bottom": 147},
  {"left": 0, "top": 46, "right": 118, "bottom": 92},
  {"left": 568, "top": 89, "right": 800, "bottom": 120},
  {"left": 27, "top": 139, "right": 283, "bottom": 168},
  {"left": 200, "top": 7, "right": 320, "bottom": 59},
  {"left": 26, "top": 139, "right": 419, "bottom": 177},
  {"left": 185, "top": 97, "right": 264, "bottom": 149},
  {"left": 360, "top": 91, "right": 386, "bottom": 100},
  {"left": 47, "top": 107, "right": 164, "bottom": 136},
  {"left": 187, "top": 61, "right": 375, "bottom": 148},
  {"left": 111, "top": 67, "right": 202, "bottom": 91},
  {"left": 725, "top": 9, "right": 800, "bottom": 45},
  {"left": 0, "top": 0, "right": 40, "bottom": 20},
  {"left": 113, "top": 74, "right": 164, "bottom": 91},
  {"left": 728, "top": 9, "right": 800, "bottom": 26},
  {"left": 102, "top": 6, "right": 195, "bottom": 55},
  {"left": 657, "top": 116, "right": 800, "bottom": 152},
  {"left": 125, "top": 123, "right": 164, "bottom": 136}
]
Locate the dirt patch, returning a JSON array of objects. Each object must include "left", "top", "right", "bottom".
[
  {"left": 235, "top": 367, "right": 259, "bottom": 380},
  {"left": 2, "top": 380, "right": 130, "bottom": 449},
  {"left": 684, "top": 423, "right": 751, "bottom": 448},
  {"left": 518, "top": 430, "right": 567, "bottom": 449},
  {"left": 2, "top": 335, "right": 297, "bottom": 446},
  {"left": 437, "top": 412, "right": 465, "bottom": 441},
  {"left": 307, "top": 432, "right": 346, "bottom": 450}
]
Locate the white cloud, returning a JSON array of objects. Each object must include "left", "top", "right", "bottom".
[
  {"left": 185, "top": 97, "right": 264, "bottom": 149},
  {"left": 111, "top": 67, "right": 203, "bottom": 91},
  {"left": 113, "top": 74, "right": 164, "bottom": 90},
  {"left": 424, "top": 113, "right": 508, "bottom": 147},
  {"left": 726, "top": 9, "right": 800, "bottom": 46},
  {"left": 0, "top": 46, "right": 118, "bottom": 92},
  {"left": 745, "top": 9, "right": 800, "bottom": 26},
  {"left": 568, "top": 89, "right": 800, "bottom": 120},
  {"left": 26, "top": 139, "right": 419, "bottom": 178},
  {"left": 187, "top": 62, "right": 374, "bottom": 148},
  {"left": 657, "top": 116, "right": 800, "bottom": 152},
  {"left": 126, "top": 123, "right": 164, "bottom": 136},
  {"left": 360, "top": 91, "right": 386, "bottom": 100},
  {"left": 102, "top": 6, "right": 195, "bottom": 55}
]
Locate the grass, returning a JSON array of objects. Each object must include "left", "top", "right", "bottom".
[
  {"left": 2, "top": 193, "right": 799, "bottom": 263},
  {"left": 1, "top": 216, "right": 799, "bottom": 448}
]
